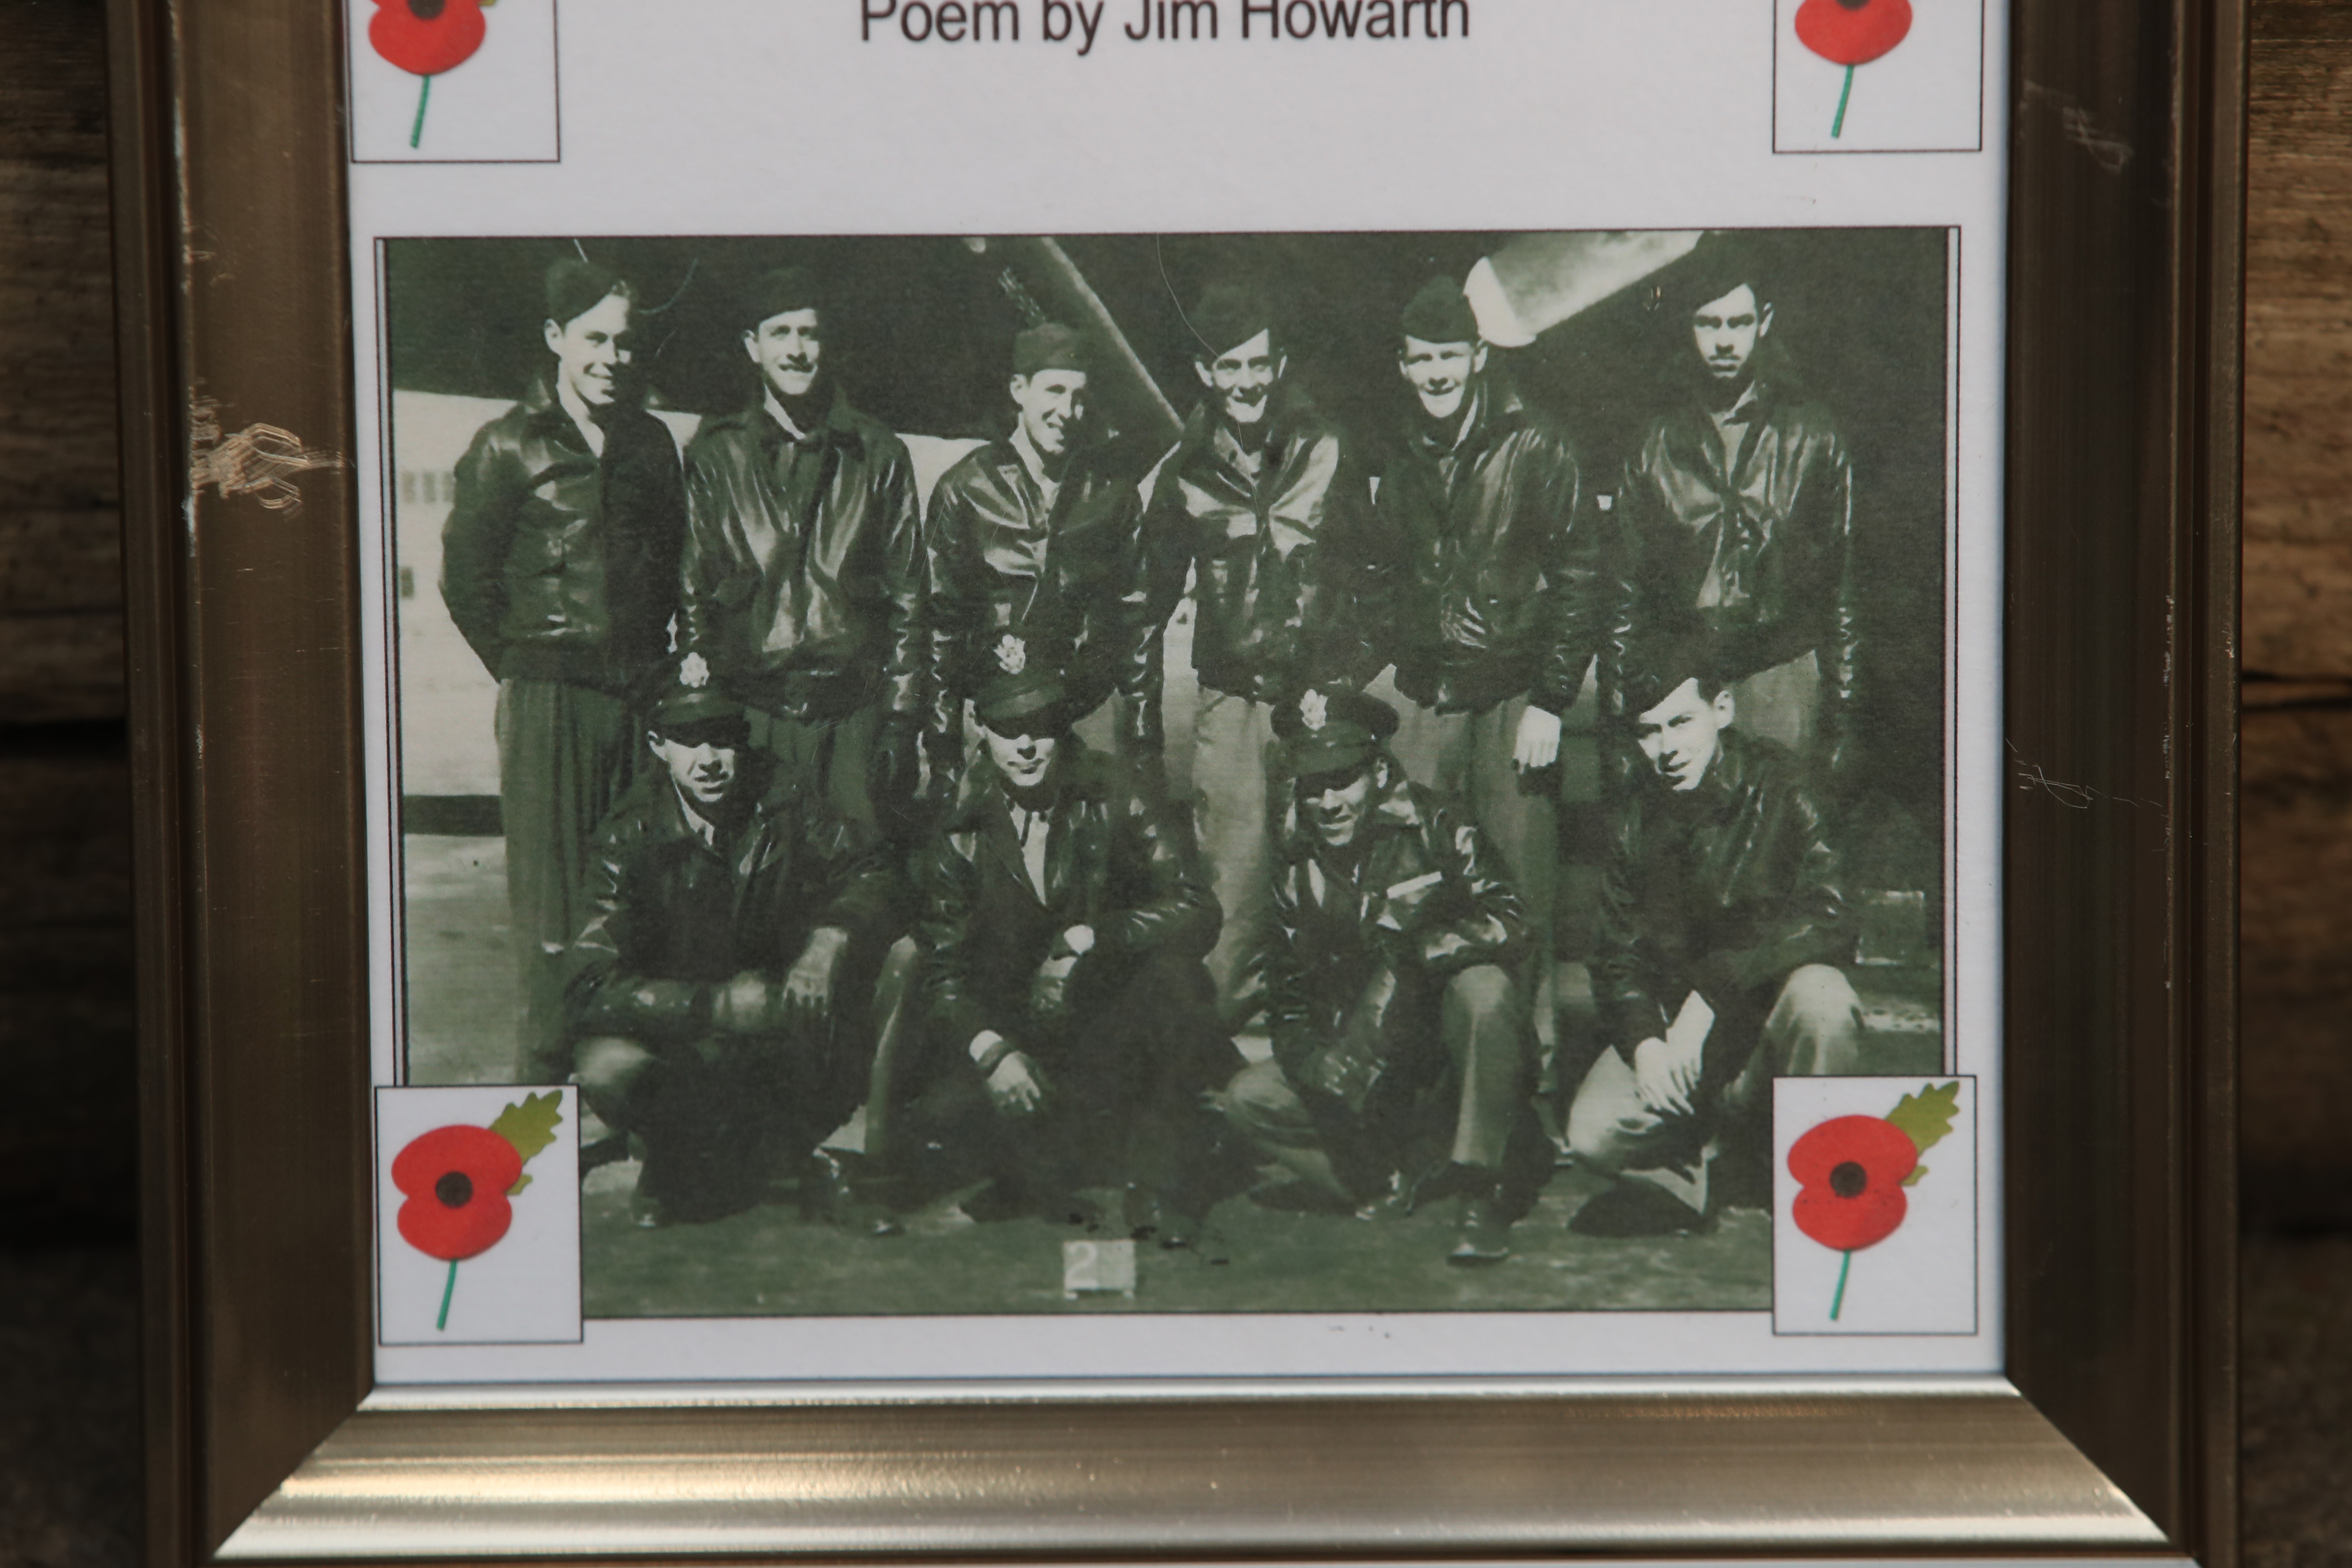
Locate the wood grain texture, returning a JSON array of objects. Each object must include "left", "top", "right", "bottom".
[
  {"left": 2242, "top": 0, "right": 2352, "bottom": 1221},
  {"left": 0, "top": 0, "right": 121, "bottom": 724}
]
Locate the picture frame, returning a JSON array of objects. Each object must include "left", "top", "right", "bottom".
[{"left": 106, "top": 0, "right": 2243, "bottom": 1560}]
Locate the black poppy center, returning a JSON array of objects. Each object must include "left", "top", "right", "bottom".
[
  {"left": 407, "top": 0, "right": 447, "bottom": 20},
  {"left": 434, "top": 1170, "right": 475, "bottom": 1209},
  {"left": 1828, "top": 1161, "right": 1869, "bottom": 1198},
  {"left": 1834, "top": 0, "right": 1871, "bottom": 9}
]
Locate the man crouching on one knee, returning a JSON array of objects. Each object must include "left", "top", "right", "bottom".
[
  {"left": 903, "top": 640, "right": 1238, "bottom": 1244},
  {"left": 562, "top": 679, "right": 910, "bottom": 1228},
  {"left": 1565, "top": 621, "right": 1863, "bottom": 1237},
  {"left": 1222, "top": 689, "right": 1537, "bottom": 1266}
]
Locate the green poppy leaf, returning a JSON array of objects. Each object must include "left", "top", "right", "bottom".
[
  {"left": 489, "top": 1090, "right": 564, "bottom": 1168},
  {"left": 507, "top": 1173, "right": 533, "bottom": 1196},
  {"left": 1885, "top": 1081, "right": 1961, "bottom": 1159},
  {"left": 1902, "top": 1164, "right": 1926, "bottom": 1187}
]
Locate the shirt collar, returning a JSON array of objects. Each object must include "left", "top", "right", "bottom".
[
  {"left": 1009, "top": 422, "right": 1057, "bottom": 494},
  {"left": 762, "top": 386, "right": 814, "bottom": 444}
]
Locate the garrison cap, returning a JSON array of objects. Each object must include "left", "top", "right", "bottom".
[
  {"left": 1189, "top": 283, "right": 1276, "bottom": 361},
  {"left": 1012, "top": 322, "right": 1092, "bottom": 377},
  {"left": 740, "top": 265, "right": 830, "bottom": 332},
  {"left": 1669, "top": 232, "right": 1777, "bottom": 315},
  {"left": 1400, "top": 275, "right": 1480, "bottom": 345},
  {"left": 1272, "top": 688, "right": 1399, "bottom": 778},
  {"left": 1620, "top": 612, "right": 1725, "bottom": 720}
]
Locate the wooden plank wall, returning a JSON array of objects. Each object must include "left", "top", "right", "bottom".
[
  {"left": 2244, "top": 0, "right": 2352, "bottom": 1231},
  {"left": 0, "top": 0, "right": 2344, "bottom": 1236},
  {"left": 0, "top": 0, "right": 132, "bottom": 1245}
]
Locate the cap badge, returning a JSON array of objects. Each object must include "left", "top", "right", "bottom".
[
  {"left": 995, "top": 634, "right": 1028, "bottom": 676},
  {"left": 1299, "top": 689, "right": 1328, "bottom": 732}
]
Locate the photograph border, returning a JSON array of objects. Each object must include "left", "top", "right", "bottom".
[
  {"left": 370, "top": 221, "right": 1964, "bottom": 1341},
  {"left": 108, "top": 0, "right": 2242, "bottom": 1558}
]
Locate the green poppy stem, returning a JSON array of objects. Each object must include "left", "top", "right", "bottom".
[
  {"left": 436, "top": 1258, "right": 458, "bottom": 1331},
  {"left": 1831, "top": 64, "right": 1855, "bottom": 139},
  {"left": 410, "top": 74, "right": 433, "bottom": 150},
  {"left": 1830, "top": 1249, "right": 1853, "bottom": 1320}
]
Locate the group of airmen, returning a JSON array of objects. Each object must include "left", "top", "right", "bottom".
[{"left": 438, "top": 236, "right": 1872, "bottom": 1267}]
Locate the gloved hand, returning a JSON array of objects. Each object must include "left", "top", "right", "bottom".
[
  {"left": 708, "top": 970, "right": 782, "bottom": 1035},
  {"left": 1028, "top": 925, "right": 1094, "bottom": 1033},
  {"left": 1300, "top": 965, "right": 1403, "bottom": 1115}
]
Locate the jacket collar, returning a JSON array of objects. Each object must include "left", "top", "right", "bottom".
[
  {"left": 1180, "top": 380, "right": 1320, "bottom": 478},
  {"left": 640, "top": 766, "right": 797, "bottom": 872},
  {"left": 1403, "top": 375, "right": 1524, "bottom": 461},
  {"left": 1648, "top": 726, "right": 1758, "bottom": 822},
  {"left": 943, "top": 739, "right": 1109, "bottom": 834},
  {"left": 721, "top": 383, "right": 867, "bottom": 455},
  {"left": 517, "top": 373, "right": 600, "bottom": 454}
]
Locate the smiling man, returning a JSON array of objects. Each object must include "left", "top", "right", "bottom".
[
  {"left": 1374, "top": 275, "right": 1605, "bottom": 1066},
  {"left": 677, "top": 266, "right": 929, "bottom": 842},
  {"left": 1565, "top": 625, "right": 1862, "bottom": 1237},
  {"left": 902, "top": 640, "right": 1235, "bottom": 1240},
  {"left": 1220, "top": 689, "right": 1540, "bottom": 1265},
  {"left": 1612, "top": 238, "right": 1861, "bottom": 787},
  {"left": 439, "top": 255, "right": 688, "bottom": 1084},
  {"left": 925, "top": 323, "right": 1157, "bottom": 794},
  {"left": 1140, "top": 283, "right": 1386, "bottom": 1022},
  {"left": 561, "top": 680, "right": 912, "bottom": 1228}
]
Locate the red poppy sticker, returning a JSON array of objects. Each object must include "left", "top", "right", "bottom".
[
  {"left": 390, "top": 1091, "right": 561, "bottom": 1331},
  {"left": 1794, "top": 0, "right": 1914, "bottom": 138},
  {"left": 1786, "top": 1081, "right": 1958, "bottom": 1320},
  {"left": 369, "top": 0, "right": 495, "bottom": 150}
]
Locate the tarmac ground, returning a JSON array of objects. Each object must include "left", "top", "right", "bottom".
[{"left": 401, "top": 833, "right": 1943, "bottom": 1320}]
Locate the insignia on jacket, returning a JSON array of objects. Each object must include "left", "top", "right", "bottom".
[
  {"left": 1299, "top": 689, "right": 1328, "bottom": 732},
  {"left": 995, "top": 634, "right": 1027, "bottom": 675}
]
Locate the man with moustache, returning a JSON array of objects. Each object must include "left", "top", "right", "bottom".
[
  {"left": 562, "top": 680, "right": 912, "bottom": 1227},
  {"left": 1564, "top": 624, "right": 1861, "bottom": 1237},
  {"left": 441, "top": 255, "right": 688, "bottom": 1084},
  {"left": 901, "top": 638, "right": 1235, "bottom": 1239},
  {"left": 1612, "top": 240, "right": 1860, "bottom": 780},
  {"left": 925, "top": 322, "right": 1156, "bottom": 780},
  {"left": 1376, "top": 276, "right": 1604, "bottom": 1025},
  {"left": 1220, "top": 689, "right": 1535, "bottom": 1265},
  {"left": 1141, "top": 284, "right": 1384, "bottom": 1022},
  {"left": 677, "top": 266, "right": 928, "bottom": 840}
]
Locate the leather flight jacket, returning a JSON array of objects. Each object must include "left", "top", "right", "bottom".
[
  {"left": 439, "top": 376, "right": 688, "bottom": 695},
  {"left": 912, "top": 741, "right": 1220, "bottom": 1057},
  {"left": 1381, "top": 379, "right": 1605, "bottom": 717},
  {"left": 924, "top": 435, "right": 1157, "bottom": 753},
  {"left": 1264, "top": 761, "right": 1528, "bottom": 1099},
  {"left": 678, "top": 388, "right": 927, "bottom": 725},
  {"left": 1143, "top": 388, "right": 1385, "bottom": 707},
  {"left": 1611, "top": 377, "right": 1860, "bottom": 762},
  {"left": 560, "top": 762, "right": 911, "bottom": 1046},
  {"left": 1591, "top": 728, "right": 1851, "bottom": 1075}
]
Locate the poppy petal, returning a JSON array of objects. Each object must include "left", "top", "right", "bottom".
[
  {"left": 390, "top": 1124, "right": 526, "bottom": 1261},
  {"left": 397, "top": 1189, "right": 514, "bottom": 1261},
  {"left": 1793, "top": 1180, "right": 1908, "bottom": 1252},
  {"left": 1787, "top": 1114, "right": 1919, "bottom": 1188},
  {"left": 369, "top": 0, "right": 489, "bottom": 78},
  {"left": 1793, "top": 0, "right": 1913, "bottom": 68}
]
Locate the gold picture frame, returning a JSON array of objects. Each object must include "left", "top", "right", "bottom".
[{"left": 108, "top": 0, "right": 2242, "bottom": 1558}]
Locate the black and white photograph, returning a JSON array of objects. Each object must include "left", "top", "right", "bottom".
[{"left": 379, "top": 227, "right": 1954, "bottom": 1320}]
